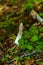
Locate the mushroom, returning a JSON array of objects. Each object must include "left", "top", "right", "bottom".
[
  {"left": 30, "top": 10, "right": 43, "bottom": 23},
  {"left": 14, "top": 23, "right": 23, "bottom": 45}
]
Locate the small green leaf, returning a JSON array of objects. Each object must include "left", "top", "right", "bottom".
[
  {"left": 18, "top": 62, "right": 21, "bottom": 65},
  {"left": 27, "top": 45, "right": 33, "bottom": 50},
  {"left": 8, "top": 48, "right": 14, "bottom": 53},
  {"left": 5, "top": 54, "right": 9, "bottom": 58},
  {"left": 29, "top": 25, "right": 38, "bottom": 36},
  {"left": 39, "top": 13, "right": 43, "bottom": 16},
  {"left": 38, "top": 61, "right": 43, "bottom": 65},
  {"left": 14, "top": 56, "right": 19, "bottom": 61},
  {"left": 39, "top": 27, "right": 43, "bottom": 32},
  {"left": 31, "top": 35, "right": 39, "bottom": 42},
  {"left": 1, "top": 58, "right": 6, "bottom": 62}
]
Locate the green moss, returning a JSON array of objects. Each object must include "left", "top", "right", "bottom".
[
  {"left": 30, "top": 35, "right": 39, "bottom": 42},
  {"left": 29, "top": 25, "right": 38, "bottom": 36},
  {"left": 19, "top": 25, "right": 43, "bottom": 53}
]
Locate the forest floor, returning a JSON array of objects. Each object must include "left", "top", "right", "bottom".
[{"left": 0, "top": 0, "right": 43, "bottom": 65}]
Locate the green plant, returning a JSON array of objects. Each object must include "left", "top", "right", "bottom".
[
  {"left": 19, "top": 25, "right": 43, "bottom": 55},
  {"left": 1, "top": 54, "right": 10, "bottom": 62},
  {"left": 37, "top": 61, "right": 43, "bottom": 65},
  {"left": 8, "top": 48, "right": 14, "bottom": 53},
  {"left": 0, "top": 0, "right": 43, "bottom": 64},
  {"left": 22, "top": 1, "right": 34, "bottom": 11},
  {"left": 13, "top": 56, "right": 19, "bottom": 61},
  {"left": 18, "top": 62, "right": 21, "bottom": 65},
  {"left": 22, "top": 0, "right": 42, "bottom": 11},
  {"left": 39, "top": 27, "right": 43, "bottom": 32},
  {"left": 8, "top": 0, "right": 15, "bottom": 5},
  {"left": 30, "top": 35, "right": 39, "bottom": 42},
  {"left": 1, "top": 57, "right": 6, "bottom": 62},
  {"left": 5, "top": 54, "right": 9, "bottom": 58},
  {"left": 29, "top": 25, "right": 38, "bottom": 36},
  {"left": 39, "top": 13, "right": 43, "bottom": 16}
]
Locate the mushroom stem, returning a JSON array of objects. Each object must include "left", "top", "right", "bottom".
[
  {"left": 14, "top": 23, "right": 23, "bottom": 45},
  {"left": 36, "top": 14, "right": 43, "bottom": 22},
  {"left": 30, "top": 10, "right": 43, "bottom": 23}
]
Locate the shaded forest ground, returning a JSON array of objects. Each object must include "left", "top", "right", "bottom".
[{"left": 0, "top": 0, "right": 43, "bottom": 65}]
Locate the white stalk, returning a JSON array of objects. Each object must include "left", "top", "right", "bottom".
[
  {"left": 36, "top": 14, "right": 43, "bottom": 22},
  {"left": 30, "top": 10, "right": 43, "bottom": 23},
  {"left": 14, "top": 23, "right": 23, "bottom": 45}
]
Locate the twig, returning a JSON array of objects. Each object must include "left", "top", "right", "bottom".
[
  {"left": 20, "top": 51, "right": 41, "bottom": 58},
  {"left": 7, "top": 51, "right": 43, "bottom": 64}
]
